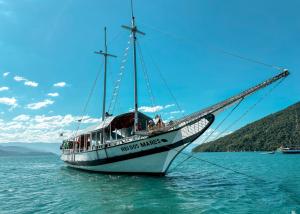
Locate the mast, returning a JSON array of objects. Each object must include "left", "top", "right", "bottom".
[
  {"left": 95, "top": 27, "right": 117, "bottom": 121},
  {"left": 122, "top": 0, "right": 145, "bottom": 133},
  {"left": 95, "top": 27, "right": 116, "bottom": 143}
]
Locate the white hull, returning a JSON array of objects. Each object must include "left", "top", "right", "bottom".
[
  {"left": 61, "top": 114, "right": 214, "bottom": 175},
  {"left": 64, "top": 144, "right": 187, "bottom": 174}
]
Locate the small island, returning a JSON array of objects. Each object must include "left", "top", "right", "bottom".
[{"left": 193, "top": 101, "right": 300, "bottom": 152}]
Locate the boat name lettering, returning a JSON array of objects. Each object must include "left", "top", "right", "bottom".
[
  {"left": 120, "top": 138, "right": 167, "bottom": 152},
  {"left": 140, "top": 139, "right": 161, "bottom": 147},
  {"left": 120, "top": 144, "right": 140, "bottom": 152}
]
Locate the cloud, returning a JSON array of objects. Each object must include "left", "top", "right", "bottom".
[
  {"left": 0, "top": 97, "right": 17, "bottom": 107},
  {"left": 14, "top": 76, "right": 26, "bottom": 82},
  {"left": 3, "top": 72, "right": 9, "bottom": 77},
  {"left": 139, "top": 105, "right": 164, "bottom": 113},
  {"left": 164, "top": 104, "right": 175, "bottom": 109},
  {"left": 137, "top": 104, "right": 176, "bottom": 113},
  {"left": 0, "top": 86, "right": 9, "bottom": 91},
  {"left": 0, "top": 114, "right": 101, "bottom": 143},
  {"left": 170, "top": 110, "right": 185, "bottom": 114},
  {"left": 0, "top": 1, "right": 15, "bottom": 19},
  {"left": 24, "top": 81, "right": 38, "bottom": 87},
  {"left": 14, "top": 75, "right": 39, "bottom": 87},
  {"left": 13, "top": 114, "right": 30, "bottom": 122},
  {"left": 47, "top": 92, "right": 59, "bottom": 97},
  {"left": 26, "top": 99, "right": 54, "bottom": 110},
  {"left": 53, "top": 82, "right": 66, "bottom": 87}
]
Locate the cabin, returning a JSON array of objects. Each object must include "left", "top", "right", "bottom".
[{"left": 62, "top": 112, "right": 153, "bottom": 152}]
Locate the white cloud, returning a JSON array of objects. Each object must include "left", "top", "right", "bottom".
[
  {"left": 24, "top": 80, "right": 38, "bottom": 87},
  {"left": 26, "top": 99, "right": 54, "bottom": 110},
  {"left": 164, "top": 104, "right": 175, "bottom": 109},
  {"left": 14, "top": 75, "right": 39, "bottom": 87},
  {"left": 0, "top": 86, "right": 9, "bottom": 91},
  {"left": 3, "top": 72, "right": 9, "bottom": 77},
  {"left": 0, "top": 114, "right": 101, "bottom": 143},
  {"left": 139, "top": 105, "right": 164, "bottom": 113},
  {"left": 13, "top": 114, "right": 30, "bottom": 122},
  {"left": 0, "top": 97, "right": 17, "bottom": 107},
  {"left": 14, "top": 76, "right": 26, "bottom": 82},
  {"left": 137, "top": 104, "right": 177, "bottom": 113},
  {"left": 47, "top": 92, "right": 59, "bottom": 97},
  {"left": 170, "top": 110, "right": 185, "bottom": 114},
  {"left": 53, "top": 82, "right": 66, "bottom": 87}
]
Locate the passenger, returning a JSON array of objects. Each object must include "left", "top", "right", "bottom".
[
  {"left": 105, "top": 112, "right": 112, "bottom": 117},
  {"left": 154, "top": 115, "right": 165, "bottom": 129},
  {"left": 148, "top": 120, "right": 155, "bottom": 130}
]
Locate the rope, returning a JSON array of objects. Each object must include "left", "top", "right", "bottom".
[
  {"left": 169, "top": 155, "right": 193, "bottom": 173},
  {"left": 140, "top": 23, "right": 284, "bottom": 71},
  {"left": 108, "top": 33, "right": 132, "bottom": 114},
  {"left": 168, "top": 75, "right": 286, "bottom": 176},
  {"left": 213, "top": 77, "right": 286, "bottom": 141},
  {"left": 136, "top": 40, "right": 156, "bottom": 108},
  {"left": 215, "top": 48, "right": 284, "bottom": 71},
  {"left": 168, "top": 147, "right": 300, "bottom": 205},
  {"left": 199, "top": 98, "right": 244, "bottom": 145},
  {"left": 169, "top": 147, "right": 265, "bottom": 182},
  {"left": 143, "top": 43, "right": 184, "bottom": 117},
  {"left": 73, "top": 59, "right": 104, "bottom": 137}
]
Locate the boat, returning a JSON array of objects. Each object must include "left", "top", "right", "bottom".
[
  {"left": 60, "top": 2, "right": 290, "bottom": 175},
  {"left": 280, "top": 146, "right": 300, "bottom": 154},
  {"left": 280, "top": 110, "right": 300, "bottom": 154},
  {"left": 260, "top": 151, "right": 275, "bottom": 155}
]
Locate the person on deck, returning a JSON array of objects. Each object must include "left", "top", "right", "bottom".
[{"left": 154, "top": 115, "right": 165, "bottom": 129}]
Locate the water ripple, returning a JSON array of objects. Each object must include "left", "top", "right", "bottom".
[{"left": 0, "top": 153, "right": 299, "bottom": 213}]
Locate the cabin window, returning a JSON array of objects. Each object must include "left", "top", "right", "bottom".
[
  {"left": 97, "top": 131, "right": 101, "bottom": 144},
  {"left": 92, "top": 132, "right": 97, "bottom": 147}
]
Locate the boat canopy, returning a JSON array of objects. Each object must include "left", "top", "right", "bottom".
[{"left": 74, "top": 111, "right": 152, "bottom": 137}]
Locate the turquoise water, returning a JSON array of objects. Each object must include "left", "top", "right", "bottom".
[{"left": 0, "top": 152, "right": 299, "bottom": 214}]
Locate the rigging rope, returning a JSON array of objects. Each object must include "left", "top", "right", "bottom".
[
  {"left": 170, "top": 74, "right": 287, "bottom": 172},
  {"left": 142, "top": 43, "right": 184, "bottom": 117},
  {"left": 73, "top": 59, "right": 104, "bottom": 137},
  {"left": 169, "top": 155, "right": 193, "bottom": 172},
  {"left": 212, "top": 77, "right": 286, "bottom": 141},
  {"left": 108, "top": 34, "right": 132, "bottom": 114},
  {"left": 168, "top": 146, "right": 300, "bottom": 205},
  {"left": 140, "top": 23, "right": 284, "bottom": 71},
  {"left": 199, "top": 98, "right": 244, "bottom": 145},
  {"left": 169, "top": 147, "right": 265, "bottom": 182},
  {"left": 136, "top": 40, "right": 156, "bottom": 108}
]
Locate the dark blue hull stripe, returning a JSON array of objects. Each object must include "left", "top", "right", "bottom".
[{"left": 65, "top": 114, "right": 215, "bottom": 167}]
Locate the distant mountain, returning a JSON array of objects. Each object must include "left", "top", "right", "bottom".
[
  {"left": 0, "top": 142, "right": 61, "bottom": 155},
  {"left": 193, "top": 102, "right": 300, "bottom": 152},
  {"left": 0, "top": 145, "right": 55, "bottom": 156}
]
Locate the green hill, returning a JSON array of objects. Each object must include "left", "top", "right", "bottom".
[{"left": 193, "top": 102, "right": 300, "bottom": 152}]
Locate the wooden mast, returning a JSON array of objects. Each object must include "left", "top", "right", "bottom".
[
  {"left": 95, "top": 27, "right": 116, "bottom": 143},
  {"left": 122, "top": 0, "right": 145, "bottom": 134}
]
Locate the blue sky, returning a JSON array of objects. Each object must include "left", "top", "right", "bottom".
[{"left": 0, "top": 0, "right": 299, "bottom": 143}]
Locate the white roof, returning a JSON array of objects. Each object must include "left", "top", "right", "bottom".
[{"left": 75, "top": 116, "right": 115, "bottom": 137}]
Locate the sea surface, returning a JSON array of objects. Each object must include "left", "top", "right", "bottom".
[{"left": 0, "top": 152, "right": 299, "bottom": 214}]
